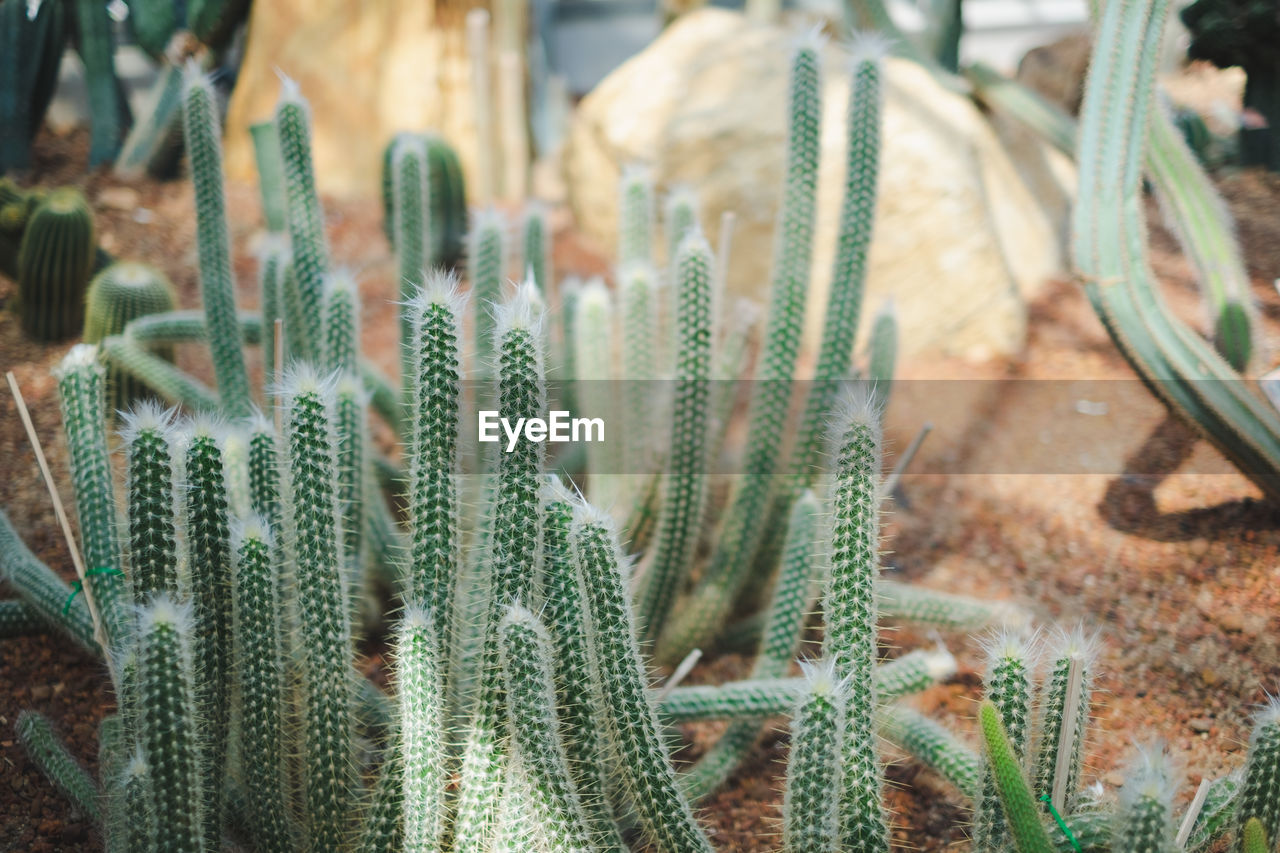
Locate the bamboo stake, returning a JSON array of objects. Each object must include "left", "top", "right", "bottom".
[
  {"left": 655, "top": 648, "right": 703, "bottom": 701},
  {"left": 883, "top": 421, "right": 932, "bottom": 494},
  {"left": 1175, "top": 778, "right": 1211, "bottom": 848},
  {"left": 1050, "top": 655, "right": 1085, "bottom": 814}
]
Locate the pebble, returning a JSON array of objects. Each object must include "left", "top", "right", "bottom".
[
  {"left": 29, "top": 684, "right": 50, "bottom": 700},
  {"left": 1104, "top": 771, "right": 1125, "bottom": 787},
  {"left": 98, "top": 186, "right": 140, "bottom": 212},
  {"left": 1188, "top": 717, "right": 1213, "bottom": 733}
]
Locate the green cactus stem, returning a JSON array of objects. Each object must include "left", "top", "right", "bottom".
[
  {"left": 84, "top": 263, "right": 178, "bottom": 415},
  {"left": 975, "top": 628, "right": 1039, "bottom": 852},
  {"left": 183, "top": 68, "right": 252, "bottom": 418},
  {"left": 17, "top": 188, "right": 95, "bottom": 342},
  {"left": 396, "top": 606, "right": 447, "bottom": 852},
  {"left": 979, "top": 699, "right": 1055, "bottom": 853},
  {"left": 120, "top": 402, "right": 180, "bottom": 602},
  {"left": 334, "top": 373, "right": 368, "bottom": 620},
  {"left": 521, "top": 202, "right": 553, "bottom": 295},
  {"left": 0, "top": 598, "right": 44, "bottom": 638},
  {"left": 879, "top": 704, "right": 981, "bottom": 798},
  {"left": 0, "top": 510, "right": 97, "bottom": 655},
  {"left": 258, "top": 236, "right": 289, "bottom": 382},
  {"left": 1033, "top": 626, "right": 1098, "bottom": 814},
  {"left": 250, "top": 119, "right": 289, "bottom": 233},
  {"left": 357, "top": 751, "right": 404, "bottom": 853},
  {"left": 620, "top": 165, "right": 655, "bottom": 266},
  {"left": 1112, "top": 746, "right": 1177, "bottom": 853},
  {"left": 15, "top": 711, "right": 101, "bottom": 822},
  {"left": 469, "top": 208, "right": 507, "bottom": 373},
  {"left": 783, "top": 661, "right": 848, "bottom": 853},
  {"left": 391, "top": 134, "right": 430, "bottom": 386},
  {"left": 1242, "top": 818, "right": 1269, "bottom": 853},
  {"left": 1236, "top": 698, "right": 1280, "bottom": 848}
]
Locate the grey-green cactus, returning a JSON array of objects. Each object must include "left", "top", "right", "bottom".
[
  {"left": 16, "top": 711, "right": 101, "bottom": 822},
  {"left": 17, "top": 188, "right": 95, "bottom": 342},
  {"left": 783, "top": 661, "right": 848, "bottom": 853},
  {"left": 979, "top": 699, "right": 1055, "bottom": 853},
  {"left": 880, "top": 704, "right": 982, "bottom": 798},
  {"left": 1236, "top": 699, "right": 1280, "bottom": 849},
  {"left": 84, "top": 263, "right": 178, "bottom": 414},
  {"left": 396, "top": 606, "right": 447, "bottom": 852},
  {"left": 1111, "top": 746, "right": 1177, "bottom": 853},
  {"left": 120, "top": 402, "right": 180, "bottom": 602}
]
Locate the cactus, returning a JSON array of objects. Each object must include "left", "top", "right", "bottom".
[
  {"left": 572, "top": 278, "right": 619, "bottom": 495},
  {"left": 15, "top": 711, "right": 101, "bottom": 822},
  {"left": 783, "top": 661, "right": 848, "bottom": 853},
  {"left": 231, "top": 516, "right": 296, "bottom": 852},
  {"left": 663, "top": 187, "right": 698, "bottom": 274},
  {"left": 391, "top": 135, "right": 430, "bottom": 385},
  {"left": 521, "top": 202, "right": 553, "bottom": 295},
  {"left": 187, "top": 0, "right": 253, "bottom": 53},
  {"left": 1188, "top": 773, "right": 1241, "bottom": 853},
  {"left": 1111, "top": 746, "right": 1177, "bottom": 853},
  {"left": 866, "top": 302, "right": 898, "bottom": 409},
  {"left": 120, "top": 750, "right": 158, "bottom": 853},
  {"left": 638, "top": 232, "right": 713, "bottom": 637},
  {"left": 84, "top": 263, "right": 178, "bottom": 415},
  {"left": 570, "top": 503, "right": 714, "bottom": 853},
  {"left": 620, "top": 165, "right": 655, "bottom": 265},
  {"left": 181, "top": 418, "right": 235, "bottom": 841},
  {"left": 469, "top": 208, "right": 508, "bottom": 373},
  {"left": 250, "top": 120, "right": 289, "bottom": 233},
  {"left": 0, "top": 599, "right": 44, "bottom": 639},
  {"left": 0, "top": 0, "right": 65, "bottom": 170},
  {"left": 381, "top": 131, "right": 468, "bottom": 267},
  {"left": 619, "top": 261, "right": 662, "bottom": 478},
  {"left": 880, "top": 704, "right": 982, "bottom": 798},
  {"left": 1242, "top": 818, "right": 1269, "bottom": 853},
  {"left": 658, "top": 36, "right": 824, "bottom": 663},
  {"left": 0, "top": 510, "right": 97, "bottom": 654},
  {"left": 280, "top": 368, "right": 356, "bottom": 848},
  {"left": 878, "top": 580, "right": 1026, "bottom": 629},
  {"left": 357, "top": 751, "right": 405, "bottom": 853},
  {"left": 1033, "top": 626, "right": 1097, "bottom": 814},
  {"left": 120, "top": 402, "right": 180, "bottom": 602},
  {"left": 404, "top": 273, "right": 465, "bottom": 701},
  {"left": 499, "top": 604, "right": 599, "bottom": 853},
  {"left": 17, "top": 188, "right": 95, "bottom": 342},
  {"left": 71, "top": 0, "right": 128, "bottom": 166},
  {"left": 275, "top": 79, "right": 331, "bottom": 360},
  {"left": 55, "top": 345, "right": 131, "bottom": 656},
  {"left": 136, "top": 596, "right": 206, "bottom": 853},
  {"left": 455, "top": 282, "right": 547, "bottom": 853},
  {"left": 1236, "top": 698, "right": 1280, "bottom": 848},
  {"left": 258, "top": 236, "right": 289, "bottom": 381},
  {"left": 323, "top": 270, "right": 361, "bottom": 375},
  {"left": 821, "top": 392, "right": 888, "bottom": 852},
  {"left": 334, "top": 373, "right": 369, "bottom": 616},
  {"left": 396, "top": 606, "right": 447, "bottom": 852},
  {"left": 979, "top": 700, "right": 1055, "bottom": 853},
  {"left": 115, "top": 62, "right": 185, "bottom": 182},
  {"left": 975, "top": 629, "right": 1039, "bottom": 852}
]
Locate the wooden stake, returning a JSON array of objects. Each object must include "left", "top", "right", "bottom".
[
  {"left": 5, "top": 371, "right": 111, "bottom": 665},
  {"left": 884, "top": 421, "right": 933, "bottom": 494},
  {"left": 1175, "top": 778, "right": 1211, "bottom": 848},
  {"left": 655, "top": 648, "right": 703, "bottom": 701},
  {"left": 1050, "top": 654, "right": 1085, "bottom": 814}
]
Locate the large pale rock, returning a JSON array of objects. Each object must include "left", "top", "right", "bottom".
[
  {"left": 564, "top": 9, "right": 1073, "bottom": 360},
  {"left": 223, "top": 0, "right": 486, "bottom": 200}
]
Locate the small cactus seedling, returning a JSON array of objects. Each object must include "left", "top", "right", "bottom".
[{"left": 17, "top": 187, "right": 95, "bottom": 341}]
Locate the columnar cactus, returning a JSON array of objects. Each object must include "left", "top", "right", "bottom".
[
  {"left": 391, "top": 135, "right": 430, "bottom": 385},
  {"left": 1111, "top": 746, "right": 1177, "bottom": 853},
  {"left": 357, "top": 751, "right": 404, "bottom": 853},
  {"left": 619, "top": 261, "right": 661, "bottom": 477},
  {"left": 663, "top": 187, "right": 698, "bottom": 273},
  {"left": 258, "top": 236, "right": 289, "bottom": 381},
  {"left": 182, "top": 67, "right": 252, "bottom": 418},
  {"left": 0, "top": 510, "right": 97, "bottom": 654},
  {"left": 275, "top": 79, "right": 331, "bottom": 359},
  {"left": 658, "top": 36, "right": 824, "bottom": 663},
  {"left": 135, "top": 595, "right": 206, "bottom": 852},
  {"left": 84, "top": 262, "right": 177, "bottom": 414},
  {"left": 120, "top": 750, "right": 158, "bottom": 853},
  {"left": 638, "top": 233, "right": 713, "bottom": 638},
  {"left": 569, "top": 503, "right": 714, "bottom": 853},
  {"left": 783, "top": 661, "right": 848, "bottom": 853},
  {"left": 455, "top": 281, "right": 547, "bottom": 853},
  {"left": 499, "top": 604, "right": 598, "bottom": 853},
  {"left": 573, "top": 278, "right": 618, "bottom": 494},
  {"left": 521, "top": 202, "right": 552, "bottom": 295},
  {"left": 405, "top": 273, "right": 465, "bottom": 697},
  {"left": 120, "top": 401, "right": 179, "bottom": 601},
  {"left": 230, "top": 516, "right": 295, "bottom": 851},
  {"left": 880, "top": 704, "right": 981, "bottom": 798},
  {"left": 55, "top": 345, "right": 131, "bottom": 655},
  {"left": 619, "top": 164, "right": 655, "bottom": 266},
  {"left": 323, "top": 270, "right": 361, "bottom": 375},
  {"left": 381, "top": 131, "right": 468, "bottom": 268},
  {"left": 17, "top": 187, "right": 95, "bottom": 341},
  {"left": 1236, "top": 698, "right": 1280, "bottom": 848},
  {"left": 15, "top": 711, "right": 101, "bottom": 822},
  {"left": 821, "top": 392, "right": 888, "bottom": 852},
  {"left": 469, "top": 208, "right": 507, "bottom": 372},
  {"left": 396, "top": 606, "right": 447, "bottom": 852},
  {"left": 181, "top": 418, "right": 234, "bottom": 840},
  {"left": 1033, "top": 626, "right": 1097, "bottom": 813},
  {"left": 978, "top": 700, "right": 1054, "bottom": 853},
  {"left": 538, "top": 480, "right": 626, "bottom": 850},
  {"left": 975, "top": 629, "right": 1039, "bottom": 852},
  {"left": 334, "top": 373, "right": 368, "bottom": 609},
  {"left": 280, "top": 367, "right": 355, "bottom": 848}
]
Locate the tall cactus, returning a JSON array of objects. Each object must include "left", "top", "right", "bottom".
[
  {"left": 135, "top": 596, "right": 206, "bottom": 853},
  {"left": 573, "top": 277, "right": 618, "bottom": 495},
  {"left": 619, "top": 164, "right": 655, "bottom": 266},
  {"left": 120, "top": 402, "right": 180, "bottom": 602},
  {"left": 17, "top": 188, "right": 95, "bottom": 341},
  {"left": 280, "top": 367, "right": 355, "bottom": 848},
  {"left": 570, "top": 503, "right": 714, "bottom": 853},
  {"left": 783, "top": 661, "right": 848, "bottom": 853},
  {"left": 975, "top": 629, "right": 1039, "bottom": 852},
  {"left": 183, "top": 67, "right": 252, "bottom": 418},
  {"left": 521, "top": 202, "right": 552, "bottom": 295},
  {"left": 258, "top": 236, "right": 290, "bottom": 381},
  {"left": 821, "top": 392, "right": 888, "bottom": 852},
  {"left": 619, "top": 261, "right": 661, "bottom": 478},
  {"left": 391, "top": 135, "right": 430, "bottom": 386},
  {"left": 469, "top": 208, "right": 508, "bottom": 374},
  {"left": 978, "top": 700, "right": 1054, "bottom": 853},
  {"left": 334, "top": 373, "right": 368, "bottom": 616},
  {"left": 1033, "top": 626, "right": 1097, "bottom": 813},
  {"left": 658, "top": 35, "right": 824, "bottom": 663},
  {"left": 323, "top": 270, "right": 361, "bottom": 375},
  {"left": 396, "top": 606, "right": 447, "bottom": 852}
]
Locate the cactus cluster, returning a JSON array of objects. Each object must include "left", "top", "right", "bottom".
[{"left": 1, "top": 13, "right": 1275, "bottom": 853}]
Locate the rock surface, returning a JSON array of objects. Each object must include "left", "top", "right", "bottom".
[{"left": 563, "top": 8, "right": 1073, "bottom": 359}]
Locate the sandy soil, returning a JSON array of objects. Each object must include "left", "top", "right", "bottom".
[{"left": 2, "top": 125, "right": 1279, "bottom": 851}]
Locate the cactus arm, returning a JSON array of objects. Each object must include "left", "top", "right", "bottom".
[
  {"left": 637, "top": 233, "right": 713, "bottom": 636},
  {"left": 783, "top": 661, "right": 848, "bottom": 853},
  {"left": 230, "top": 517, "right": 296, "bottom": 851},
  {"left": 334, "top": 374, "right": 369, "bottom": 618},
  {"left": 182, "top": 69, "right": 252, "bottom": 418},
  {"left": 281, "top": 369, "right": 357, "bottom": 847},
  {"left": 121, "top": 309, "right": 264, "bottom": 345},
  {"left": 879, "top": 580, "right": 1026, "bottom": 629},
  {"left": 570, "top": 505, "right": 715, "bottom": 853},
  {"left": 0, "top": 509, "right": 98, "bottom": 655},
  {"left": 0, "top": 598, "right": 45, "bottom": 638},
  {"left": 100, "top": 335, "right": 220, "bottom": 412},
  {"left": 136, "top": 597, "right": 207, "bottom": 852},
  {"left": 963, "top": 61, "right": 1077, "bottom": 156},
  {"left": 396, "top": 607, "right": 448, "bottom": 852},
  {"left": 15, "top": 711, "right": 101, "bottom": 822},
  {"left": 250, "top": 120, "right": 289, "bottom": 233},
  {"left": 978, "top": 700, "right": 1055, "bottom": 853},
  {"left": 879, "top": 704, "right": 981, "bottom": 799},
  {"left": 323, "top": 270, "right": 361, "bottom": 375}
]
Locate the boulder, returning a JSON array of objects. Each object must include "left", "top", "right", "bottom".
[{"left": 563, "top": 8, "right": 1073, "bottom": 360}]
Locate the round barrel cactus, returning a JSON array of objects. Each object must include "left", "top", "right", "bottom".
[
  {"left": 17, "top": 187, "right": 96, "bottom": 342},
  {"left": 83, "top": 262, "right": 178, "bottom": 414}
]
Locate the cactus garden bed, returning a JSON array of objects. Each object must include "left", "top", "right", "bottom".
[{"left": 2, "top": 118, "right": 1280, "bottom": 851}]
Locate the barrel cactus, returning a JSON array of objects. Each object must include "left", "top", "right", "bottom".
[
  {"left": 16, "top": 187, "right": 96, "bottom": 342},
  {"left": 83, "top": 262, "right": 178, "bottom": 414}
]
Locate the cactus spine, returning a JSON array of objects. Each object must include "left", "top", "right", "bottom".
[
  {"left": 569, "top": 504, "right": 714, "bottom": 853},
  {"left": 136, "top": 596, "right": 206, "bottom": 853},
  {"left": 396, "top": 606, "right": 447, "bottom": 852},
  {"left": 15, "top": 711, "right": 101, "bottom": 822},
  {"left": 281, "top": 368, "right": 355, "bottom": 848},
  {"left": 978, "top": 700, "right": 1054, "bottom": 853},
  {"left": 120, "top": 402, "right": 180, "bottom": 601},
  {"left": 783, "top": 661, "right": 848, "bottom": 853},
  {"left": 17, "top": 187, "right": 95, "bottom": 341},
  {"left": 231, "top": 516, "right": 295, "bottom": 851},
  {"left": 499, "top": 604, "right": 598, "bottom": 853},
  {"left": 658, "top": 37, "right": 823, "bottom": 663},
  {"left": 275, "top": 80, "right": 331, "bottom": 360},
  {"left": 1236, "top": 699, "right": 1280, "bottom": 848},
  {"left": 455, "top": 282, "right": 547, "bottom": 853},
  {"left": 183, "top": 68, "right": 252, "bottom": 418},
  {"left": 822, "top": 392, "right": 888, "bottom": 852},
  {"left": 181, "top": 419, "right": 235, "bottom": 840},
  {"left": 976, "top": 629, "right": 1039, "bottom": 852},
  {"left": 55, "top": 345, "right": 131, "bottom": 655},
  {"left": 84, "top": 262, "right": 178, "bottom": 414}
]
